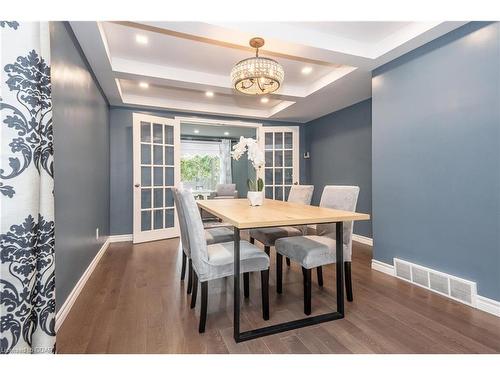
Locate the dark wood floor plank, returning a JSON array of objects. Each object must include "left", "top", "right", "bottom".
[{"left": 56, "top": 236, "right": 500, "bottom": 354}]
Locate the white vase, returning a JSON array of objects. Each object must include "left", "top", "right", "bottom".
[{"left": 247, "top": 191, "right": 264, "bottom": 206}]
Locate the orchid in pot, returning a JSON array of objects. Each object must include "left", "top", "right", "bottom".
[{"left": 231, "top": 136, "right": 265, "bottom": 206}]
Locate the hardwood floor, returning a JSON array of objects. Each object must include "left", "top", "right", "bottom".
[{"left": 57, "top": 234, "right": 500, "bottom": 354}]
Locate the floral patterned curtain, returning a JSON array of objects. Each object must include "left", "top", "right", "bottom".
[{"left": 0, "top": 21, "right": 55, "bottom": 354}]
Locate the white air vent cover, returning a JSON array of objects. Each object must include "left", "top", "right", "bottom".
[
  {"left": 393, "top": 258, "right": 477, "bottom": 306},
  {"left": 429, "top": 273, "right": 449, "bottom": 295},
  {"left": 412, "top": 266, "right": 429, "bottom": 288},
  {"left": 450, "top": 278, "right": 473, "bottom": 304},
  {"left": 394, "top": 259, "right": 411, "bottom": 280}
]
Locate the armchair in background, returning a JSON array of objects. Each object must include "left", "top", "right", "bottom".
[{"left": 209, "top": 183, "right": 238, "bottom": 199}]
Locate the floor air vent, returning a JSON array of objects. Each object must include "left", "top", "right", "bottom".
[{"left": 393, "top": 258, "right": 477, "bottom": 306}]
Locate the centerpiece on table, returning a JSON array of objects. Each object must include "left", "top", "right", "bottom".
[{"left": 231, "top": 136, "right": 265, "bottom": 206}]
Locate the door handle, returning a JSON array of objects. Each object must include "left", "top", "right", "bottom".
[{"left": 134, "top": 183, "right": 140, "bottom": 188}]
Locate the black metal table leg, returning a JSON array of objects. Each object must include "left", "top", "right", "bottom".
[
  {"left": 336, "top": 221, "right": 344, "bottom": 316},
  {"left": 233, "top": 227, "right": 241, "bottom": 342}
]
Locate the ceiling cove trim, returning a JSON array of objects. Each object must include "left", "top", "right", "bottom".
[
  {"left": 175, "top": 116, "right": 263, "bottom": 129},
  {"left": 111, "top": 21, "right": 343, "bottom": 68}
]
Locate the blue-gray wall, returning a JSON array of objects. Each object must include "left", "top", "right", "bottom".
[
  {"left": 372, "top": 22, "right": 500, "bottom": 300},
  {"left": 110, "top": 107, "right": 305, "bottom": 235},
  {"left": 231, "top": 146, "right": 253, "bottom": 198},
  {"left": 51, "top": 22, "right": 110, "bottom": 309},
  {"left": 304, "top": 99, "right": 372, "bottom": 237}
]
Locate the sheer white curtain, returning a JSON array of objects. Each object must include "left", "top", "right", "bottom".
[
  {"left": 0, "top": 21, "right": 55, "bottom": 354},
  {"left": 219, "top": 139, "right": 232, "bottom": 184}
]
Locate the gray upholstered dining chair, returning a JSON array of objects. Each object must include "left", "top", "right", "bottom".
[
  {"left": 172, "top": 188, "right": 234, "bottom": 295},
  {"left": 209, "top": 183, "right": 238, "bottom": 199},
  {"left": 249, "top": 185, "right": 314, "bottom": 265},
  {"left": 175, "top": 187, "right": 270, "bottom": 333},
  {"left": 275, "top": 185, "right": 359, "bottom": 315}
]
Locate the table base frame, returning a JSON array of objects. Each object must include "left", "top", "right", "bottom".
[{"left": 232, "top": 221, "right": 344, "bottom": 343}]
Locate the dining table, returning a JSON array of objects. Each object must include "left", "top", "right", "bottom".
[{"left": 196, "top": 198, "right": 370, "bottom": 343}]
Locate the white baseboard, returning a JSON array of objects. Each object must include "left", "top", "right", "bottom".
[
  {"left": 109, "top": 234, "right": 133, "bottom": 243},
  {"left": 370, "top": 259, "right": 500, "bottom": 317},
  {"left": 352, "top": 234, "right": 373, "bottom": 246},
  {"left": 371, "top": 259, "right": 395, "bottom": 276},
  {"left": 476, "top": 295, "right": 500, "bottom": 317},
  {"left": 55, "top": 237, "right": 110, "bottom": 332}
]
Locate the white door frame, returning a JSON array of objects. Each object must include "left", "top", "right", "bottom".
[
  {"left": 258, "top": 125, "right": 301, "bottom": 190},
  {"left": 176, "top": 116, "right": 300, "bottom": 182},
  {"left": 133, "top": 113, "right": 181, "bottom": 243}
]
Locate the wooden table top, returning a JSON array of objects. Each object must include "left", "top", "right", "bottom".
[{"left": 197, "top": 199, "right": 370, "bottom": 229}]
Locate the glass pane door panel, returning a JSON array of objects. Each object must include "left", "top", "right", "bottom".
[
  {"left": 165, "top": 146, "right": 174, "bottom": 165},
  {"left": 141, "top": 211, "right": 151, "bottom": 231},
  {"left": 165, "top": 125, "right": 174, "bottom": 145},
  {"left": 154, "top": 209, "right": 163, "bottom": 229},
  {"left": 153, "top": 145, "right": 163, "bottom": 165},
  {"left": 275, "top": 186, "right": 283, "bottom": 200},
  {"left": 153, "top": 167, "right": 163, "bottom": 186},
  {"left": 274, "top": 133, "right": 283, "bottom": 149},
  {"left": 265, "top": 133, "right": 273, "bottom": 150},
  {"left": 284, "top": 168, "right": 293, "bottom": 185},
  {"left": 165, "top": 188, "right": 174, "bottom": 207},
  {"left": 141, "top": 144, "right": 151, "bottom": 164},
  {"left": 165, "top": 208, "right": 175, "bottom": 228},
  {"left": 154, "top": 188, "right": 163, "bottom": 208},
  {"left": 141, "top": 122, "right": 151, "bottom": 142},
  {"left": 265, "top": 187, "right": 273, "bottom": 199},
  {"left": 284, "top": 132, "right": 293, "bottom": 149},
  {"left": 265, "top": 150, "right": 273, "bottom": 165},
  {"left": 284, "top": 150, "right": 292, "bottom": 167},
  {"left": 153, "top": 123, "right": 163, "bottom": 143},
  {"left": 165, "top": 167, "right": 174, "bottom": 186},
  {"left": 265, "top": 168, "right": 273, "bottom": 185},
  {"left": 141, "top": 167, "right": 151, "bottom": 187},
  {"left": 274, "top": 168, "right": 283, "bottom": 185},
  {"left": 275, "top": 150, "right": 283, "bottom": 167},
  {"left": 141, "top": 189, "right": 151, "bottom": 209}
]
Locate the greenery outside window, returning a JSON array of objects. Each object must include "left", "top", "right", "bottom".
[{"left": 181, "top": 140, "right": 221, "bottom": 191}]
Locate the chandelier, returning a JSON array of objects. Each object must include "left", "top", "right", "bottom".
[{"left": 231, "top": 37, "right": 284, "bottom": 95}]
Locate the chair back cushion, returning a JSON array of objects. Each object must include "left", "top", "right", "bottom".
[
  {"left": 287, "top": 185, "right": 314, "bottom": 205},
  {"left": 216, "top": 183, "right": 236, "bottom": 196},
  {"left": 177, "top": 188, "right": 209, "bottom": 274},
  {"left": 172, "top": 187, "right": 191, "bottom": 257},
  {"left": 316, "top": 186, "right": 360, "bottom": 260}
]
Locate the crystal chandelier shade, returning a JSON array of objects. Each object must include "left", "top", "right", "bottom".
[{"left": 231, "top": 38, "right": 284, "bottom": 95}]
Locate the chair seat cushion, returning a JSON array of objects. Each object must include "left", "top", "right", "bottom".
[
  {"left": 275, "top": 235, "right": 349, "bottom": 269},
  {"left": 249, "top": 226, "right": 303, "bottom": 246},
  {"left": 205, "top": 226, "right": 234, "bottom": 245},
  {"left": 199, "top": 240, "right": 269, "bottom": 281}
]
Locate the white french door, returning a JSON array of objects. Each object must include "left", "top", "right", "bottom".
[
  {"left": 133, "top": 113, "right": 180, "bottom": 243},
  {"left": 258, "top": 126, "right": 300, "bottom": 201}
]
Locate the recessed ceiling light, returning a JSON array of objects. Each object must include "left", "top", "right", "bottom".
[
  {"left": 139, "top": 82, "right": 149, "bottom": 89},
  {"left": 301, "top": 66, "right": 313, "bottom": 75},
  {"left": 205, "top": 91, "right": 214, "bottom": 97},
  {"left": 136, "top": 35, "right": 148, "bottom": 45},
  {"left": 194, "top": 129, "right": 200, "bottom": 134},
  {"left": 224, "top": 132, "right": 229, "bottom": 136},
  {"left": 261, "top": 97, "right": 269, "bottom": 104}
]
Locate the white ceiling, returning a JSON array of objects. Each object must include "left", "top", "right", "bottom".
[
  {"left": 71, "top": 21, "right": 467, "bottom": 123},
  {"left": 291, "top": 22, "right": 412, "bottom": 43}
]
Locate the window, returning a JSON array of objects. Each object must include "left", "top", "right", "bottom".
[{"left": 181, "top": 140, "right": 221, "bottom": 191}]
